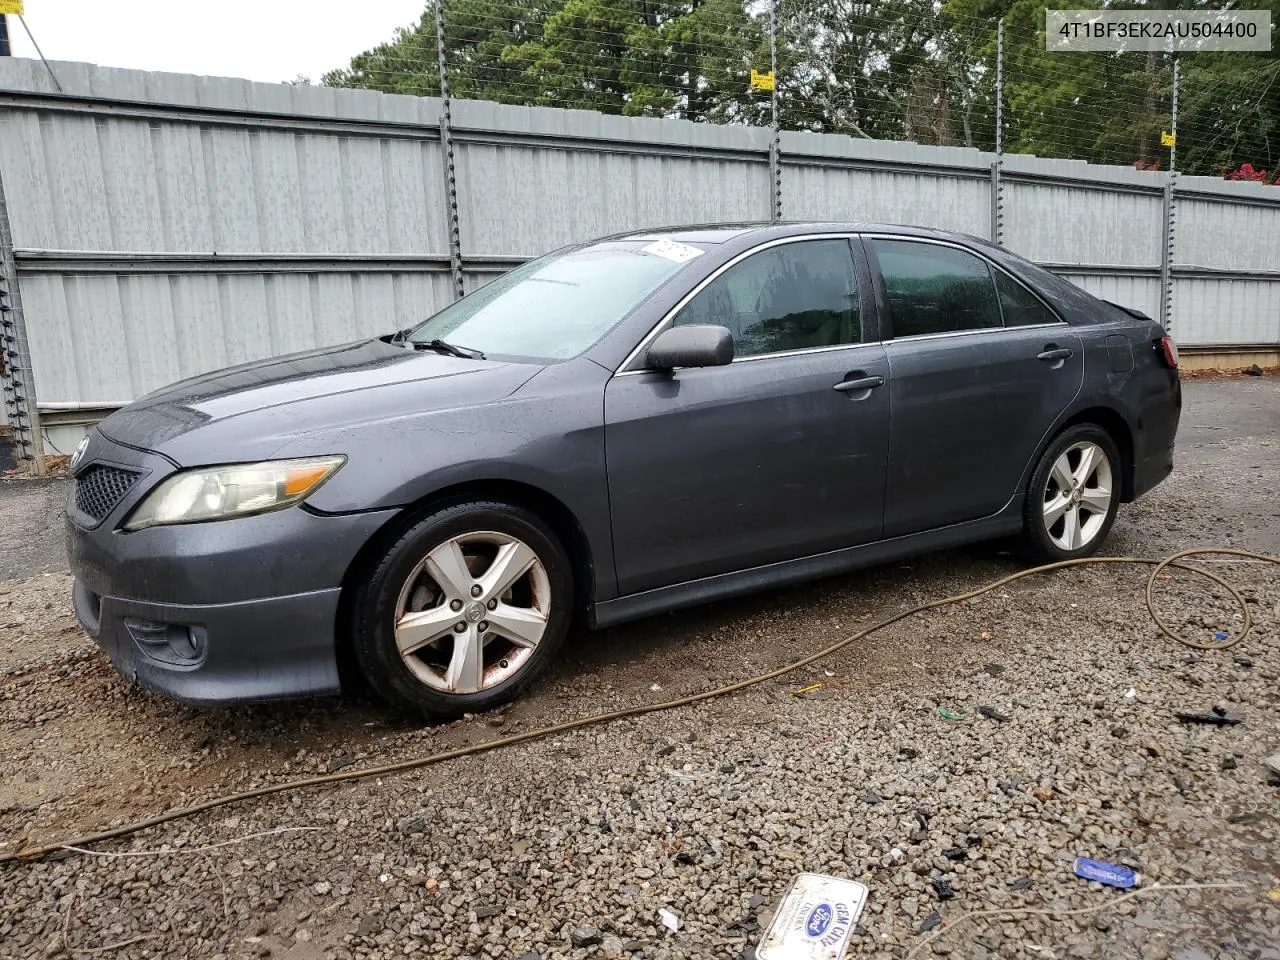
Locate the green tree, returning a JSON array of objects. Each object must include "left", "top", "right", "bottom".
[
  {"left": 325, "top": 0, "right": 770, "bottom": 122},
  {"left": 327, "top": 0, "right": 1280, "bottom": 177}
]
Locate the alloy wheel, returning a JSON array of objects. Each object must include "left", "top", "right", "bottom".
[
  {"left": 393, "top": 531, "right": 551, "bottom": 694},
  {"left": 1042, "top": 440, "right": 1113, "bottom": 552}
]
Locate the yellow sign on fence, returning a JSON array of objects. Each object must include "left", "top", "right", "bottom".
[
  {"left": 0, "top": 1, "right": 25, "bottom": 16},
  {"left": 1161, "top": 130, "right": 1176, "bottom": 148},
  {"left": 750, "top": 69, "right": 775, "bottom": 92}
]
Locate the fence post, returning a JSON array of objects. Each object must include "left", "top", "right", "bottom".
[
  {"left": 434, "top": 0, "right": 465, "bottom": 301},
  {"left": 0, "top": 166, "right": 47, "bottom": 474},
  {"left": 768, "top": 0, "right": 782, "bottom": 223},
  {"left": 1159, "top": 58, "right": 1179, "bottom": 332},
  {"left": 989, "top": 17, "right": 1004, "bottom": 245}
]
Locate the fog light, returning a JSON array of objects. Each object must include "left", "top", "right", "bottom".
[{"left": 125, "top": 618, "right": 208, "bottom": 666}]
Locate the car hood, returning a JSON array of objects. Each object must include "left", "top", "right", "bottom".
[{"left": 97, "top": 338, "right": 542, "bottom": 463}]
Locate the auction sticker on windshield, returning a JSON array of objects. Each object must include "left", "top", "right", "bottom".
[
  {"left": 757, "top": 873, "right": 869, "bottom": 960},
  {"left": 640, "top": 238, "right": 704, "bottom": 263}
]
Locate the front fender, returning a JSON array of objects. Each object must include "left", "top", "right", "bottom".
[{"left": 281, "top": 359, "right": 618, "bottom": 599}]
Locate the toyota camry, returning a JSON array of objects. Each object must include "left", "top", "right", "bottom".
[{"left": 66, "top": 223, "right": 1181, "bottom": 717}]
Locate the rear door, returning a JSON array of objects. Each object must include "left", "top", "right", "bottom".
[
  {"left": 864, "top": 236, "right": 1084, "bottom": 537},
  {"left": 604, "top": 236, "right": 891, "bottom": 595}
]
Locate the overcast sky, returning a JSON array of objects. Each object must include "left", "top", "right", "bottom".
[{"left": 4, "top": 0, "right": 427, "bottom": 84}]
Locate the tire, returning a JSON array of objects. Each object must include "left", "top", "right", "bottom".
[
  {"left": 1021, "top": 423, "right": 1122, "bottom": 563},
  {"left": 350, "top": 500, "right": 574, "bottom": 718}
]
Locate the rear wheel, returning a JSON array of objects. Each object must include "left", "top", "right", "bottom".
[
  {"left": 351, "top": 501, "right": 573, "bottom": 718},
  {"left": 1022, "top": 424, "right": 1120, "bottom": 563}
]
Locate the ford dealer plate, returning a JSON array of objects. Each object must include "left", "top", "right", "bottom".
[{"left": 756, "top": 873, "right": 869, "bottom": 960}]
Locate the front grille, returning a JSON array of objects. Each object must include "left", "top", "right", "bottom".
[{"left": 74, "top": 464, "right": 142, "bottom": 522}]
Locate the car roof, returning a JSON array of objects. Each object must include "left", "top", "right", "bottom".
[{"left": 609, "top": 221, "right": 992, "bottom": 247}]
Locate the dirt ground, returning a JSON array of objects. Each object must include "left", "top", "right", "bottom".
[{"left": 0, "top": 377, "right": 1277, "bottom": 960}]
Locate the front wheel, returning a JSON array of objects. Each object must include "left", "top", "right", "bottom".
[
  {"left": 350, "top": 501, "right": 574, "bottom": 718},
  {"left": 1021, "top": 424, "right": 1121, "bottom": 563}
]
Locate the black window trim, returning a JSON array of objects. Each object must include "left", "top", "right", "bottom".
[
  {"left": 860, "top": 233, "right": 1067, "bottom": 343},
  {"left": 616, "top": 233, "right": 876, "bottom": 374}
]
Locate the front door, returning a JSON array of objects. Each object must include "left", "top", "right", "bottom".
[
  {"left": 604, "top": 236, "right": 891, "bottom": 596},
  {"left": 864, "top": 237, "right": 1085, "bottom": 537}
]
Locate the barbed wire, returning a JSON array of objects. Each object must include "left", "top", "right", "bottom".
[{"left": 316, "top": 0, "right": 1278, "bottom": 177}]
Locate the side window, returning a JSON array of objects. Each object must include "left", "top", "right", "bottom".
[
  {"left": 672, "top": 239, "right": 860, "bottom": 357},
  {"left": 993, "top": 268, "right": 1059, "bottom": 327},
  {"left": 871, "top": 239, "right": 1002, "bottom": 338}
]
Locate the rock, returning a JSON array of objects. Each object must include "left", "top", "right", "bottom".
[
  {"left": 601, "top": 935, "right": 625, "bottom": 957},
  {"left": 326, "top": 754, "right": 357, "bottom": 773},
  {"left": 1032, "top": 786, "right": 1054, "bottom": 802},
  {"left": 474, "top": 904, "right": 504, "bottom": 920},
  {"left": 570, "top": 925, "right": 603, "bottom": 947},
  {"left": 312, "top": 881, "right": 332, "bottom": 896},
  {"left": 1221, "top": 756, "right": 1237, "bottom": 771}
]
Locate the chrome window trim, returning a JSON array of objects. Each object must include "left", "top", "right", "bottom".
[
  {"left": 615, "top": 233, "right": 869, "bottom": 375},
  {"left": 728, "top": 340, "right": 883, "bottom": 364},
  {"left": 887, "top": 321, "right": 1067, "bottom": 344},
  {"left": 860, "top": 232, "right": 1069, "bottom": 332}
]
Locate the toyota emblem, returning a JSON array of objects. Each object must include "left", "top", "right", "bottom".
[{"left": 69, "top": 436, "right": 89, "bottom": 472}]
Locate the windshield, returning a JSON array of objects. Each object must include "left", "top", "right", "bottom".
[{"left": 405, "top": 240, "right": 705, "bottom": 360}]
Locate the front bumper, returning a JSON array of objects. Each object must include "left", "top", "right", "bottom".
[
  {"left": 73, "top": 579, "right": 345, "bottom": 704},
  {"left": 66, "top": 429, "right": 399, "bottom": 704}
]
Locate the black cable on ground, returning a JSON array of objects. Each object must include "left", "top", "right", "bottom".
[{"left": 2, "top": 546, "right": 1275, "bottom": 866}]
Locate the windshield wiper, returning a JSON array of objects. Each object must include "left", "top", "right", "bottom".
[{"left": 411, "top": 338, "right": 486, "bottom": 360}]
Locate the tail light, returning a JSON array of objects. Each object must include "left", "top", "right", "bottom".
[{"left": 1157, "top": 333, "right": 1179, "bottom": 369}]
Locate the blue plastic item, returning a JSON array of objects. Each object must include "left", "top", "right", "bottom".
[{"left": 1073, "top": 857, "right": 1138, "bottom": 889}]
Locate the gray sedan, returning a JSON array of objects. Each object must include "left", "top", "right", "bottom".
[{"left": 66, "top": 223, "right": 1181, "bottom": 717}]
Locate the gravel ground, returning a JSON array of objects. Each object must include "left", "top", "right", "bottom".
[
  {"left": 1, "top": 377, "right": 1278, "bottom": 960},
  {"left": 0, "top": 477, "right": 69, "bottom": 581}
]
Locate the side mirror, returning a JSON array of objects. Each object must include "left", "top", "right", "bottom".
[{"left": 645, "top": 325, "right": 734, "bottom": 370}]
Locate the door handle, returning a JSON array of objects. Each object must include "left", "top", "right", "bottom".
[
  {"left": 1037, "top": 347, "right": 1073, "bottom": 361},
  {"left": 833, "top": 375, "right": 885, "bottom": 393}
]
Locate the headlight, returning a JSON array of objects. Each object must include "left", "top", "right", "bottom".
[{"left": 123, "top": 456, "right": 346, "bottom": 531}]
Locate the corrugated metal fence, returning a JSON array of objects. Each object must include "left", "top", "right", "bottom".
[{"left": 0, "top": 58, "right": 1277, "bottom": 464}]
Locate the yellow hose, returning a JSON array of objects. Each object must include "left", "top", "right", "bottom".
[{"left": 2, "top": 546, "right": 1275, "bottom": 866}]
